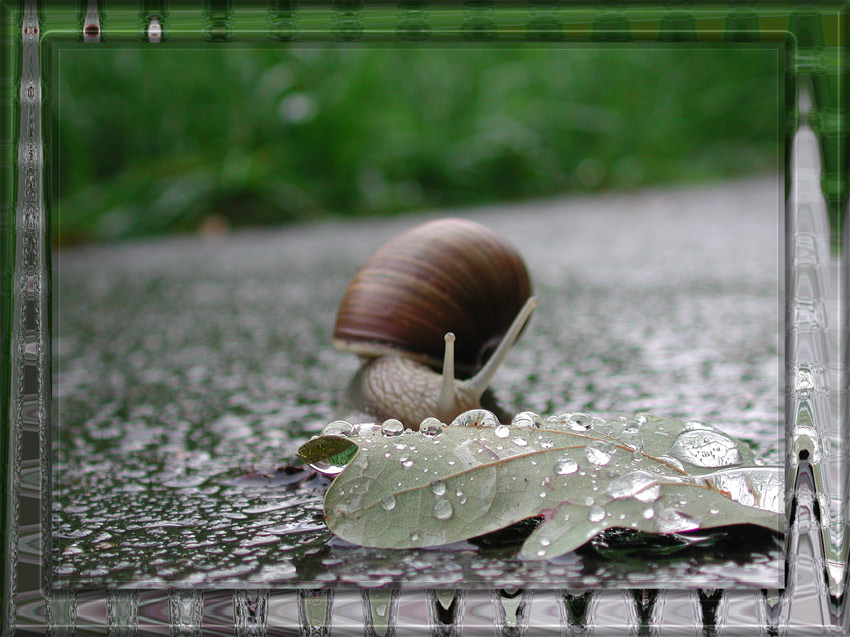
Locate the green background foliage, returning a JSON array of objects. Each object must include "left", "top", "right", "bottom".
[{"left": 54, "top": 46, "right": 778, "bottom": 244}]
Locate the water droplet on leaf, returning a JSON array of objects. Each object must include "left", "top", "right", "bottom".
[
  {"left": 430, "top": 479, "right": 446, "bottom": 496},
  {"left": 434, "top": 499, "right": 453, "bottom": 520},
  {"left": 554, "top": 458, "right": 579, "bottom": 475},
  {"left": 419, "top": 417, "right": 443, "bottom": 437},
  {"left": 668, "top": 430, "right": 741, "bottom": 468},
  {"left": 380, "top": 419, "right": 404, "bottom": 436},
  {"left": 567, "top": 413, "right": 592, "bottom": 431},
  {"left": 588, "top": 506, "right": 606, "bottom": 522},
  {"left": 322, "top": 420, "right": 354, "bottom": 437},
  {"left": 450, "top": 409, "right": 499, "bottom": 428},
  {"left": 511, "top": 411, "right": 543, "bottom": 428},
  {"left": 655, "top": 509, "right": 700, "bottom": 533},
  {"left": 607, "top": 470, "right": 662, "bottom": 503},
  {"left": 585, "top": 440, "right": 614, "bottom": 465}
]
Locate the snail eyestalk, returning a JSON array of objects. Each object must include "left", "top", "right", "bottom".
[
  {"left": 461, "top": 296, "right": 538, "bottom": 401},
  {"left": 437, "top": 332, "right": 457, "bottom": 414}
]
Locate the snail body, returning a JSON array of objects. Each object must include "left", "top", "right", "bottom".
[{"left": 332, "top": 217, "right": 536, "bottom": 429}]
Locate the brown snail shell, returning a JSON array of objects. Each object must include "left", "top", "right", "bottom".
[{"left": 332, "top": 217, "right": 532, "bottom": 377}]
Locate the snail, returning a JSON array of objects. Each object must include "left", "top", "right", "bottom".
[{"left": 331, "top": 217, "right": 537, "bottom": 430}]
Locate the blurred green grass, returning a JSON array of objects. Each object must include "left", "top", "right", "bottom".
[{"left": 54, "top": 46, "right": 778, "bottom": 244}]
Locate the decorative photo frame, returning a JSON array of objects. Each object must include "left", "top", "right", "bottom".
[{"left": 1, "top": 1, "right": 846, "bottom": 634}]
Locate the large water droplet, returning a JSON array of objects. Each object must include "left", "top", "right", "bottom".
[
  {"left": 400, "top": 456, "right": 413, "bottom": 468},
  {"left": 585, "top": 440, "right": 614, "bottom": 465},
  {"left": 430, "top": 479, "right": 446, "bottom": 496},
  {"left": 494, "top": 424, "right": 510, "bottom": 439},
  {"left": 544, "top": 413, "right": 571, "bottom": 427},
  {"left": 322, "top": 420, "right": 354, "bottom": 437},
  {"left": 619, "top": 431, "right": 644, "bottom": 451},
  {"left": 419, "top": 418, "right": 443, "bottom": 437},
  {"left": 606, "top": 470, "right": 662, "bottom": 503},
  {"left": 701, "top": 467, "right": 782, "bottom": 513},
  {"left": 511, "top": 411, "right": 543, "bottom": 428},
  {"left": 381, "top": 419, "right": 404, "bottom": 437},
  {"left": 588, "top": 506, "right": 606, "bottom": 522},
  {"left": 450, "top": 409, "right": 499, "bottom": 428},
  {"left": 354, "top": 423, "right": 380, "bottom": 436},
  {"left": 381, "top": 495, "right": 396, "bottom": 511},
  {"left": 668, "top": 430, "right": 741, "bottom": 468},
  {"left": 655, "top": 509, "right": 700, "bottom": 533},
  {"left": 567, "top": 413, "right": 592, "bottom": 431},
  {"left": 684, "top": 419, "right": 712, "bottom": 431},
  {"left": 434, "top": 499, "right": 453, "bottom": 520},
  {"left": 554, "top": 458, "right": 579, "bottom": 475},
  {"left": 512, "top": 436, "right": 528, "bottom": 447}
]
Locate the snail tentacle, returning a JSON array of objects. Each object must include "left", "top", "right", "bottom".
[
  {"left": 458, "top": 296, "right": 538, "bottom": 402},
  {"left": 436, "top": 332, "right": 456, "bottom": 415}
]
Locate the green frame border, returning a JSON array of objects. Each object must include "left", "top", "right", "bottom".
[{"left": 1, "top": 0, "right": 847, "bottom": 633}]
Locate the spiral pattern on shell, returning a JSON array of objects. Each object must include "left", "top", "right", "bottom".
[{"left": 333, "top": 217, "right": 532, "bottom": 376}]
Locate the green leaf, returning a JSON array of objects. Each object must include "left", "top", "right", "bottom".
[
  {"left": 297, "top": 435, "right": 358, "bottom": 464},
  {"left": 297, "top": 412, "right": 783, "bottom": 559}
]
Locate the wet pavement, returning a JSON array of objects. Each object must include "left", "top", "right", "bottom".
[{"left": 52, "top": 176, "right": 784, "bottom": 587}]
